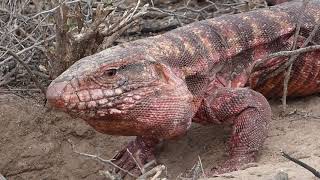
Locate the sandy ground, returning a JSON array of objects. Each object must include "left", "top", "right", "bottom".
[{"left": 0, "top": 93, "right": 319, "bottom": 179}]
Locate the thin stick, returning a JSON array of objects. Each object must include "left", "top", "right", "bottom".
[
  {"left": 142, "top": 160, "right": 157, "bottom": 170},
  {"left": 0, "top": 88, "right": 41, "bottom": 92},
  {"left": 256, "top": 44, "right": 320, "bottom": 66},
  {"left": 253, "top": 21, "right": 320, "bottom": 73},
  {"left": 282, "top": 63, "right": 292, "bottom": 112},
  {"left": 67, "top": 139, "right": 138, "bottom": 178},
  {"left": 137, "top": 165, "right": 166, "bottom": 180},
  {"left": 0, "top": 46, "right": 46, "bottom": 96},
  {"left": 198, "top": 155, "right": 206, "bottom": 178},
  {"left": 126, "top": 148, "right": 144, "bottom": 174},
  {"left": 281, "top": 151, "right": 320, "bottom": 178},
  {"left": 0, "top": 35, "right": 55, "bottom": 66},
  {"left": 282, "top": 0, "right": 309, "bottom": 112},
  {"left": 30, "top": 0, "right": 81, "bottom": 19}
]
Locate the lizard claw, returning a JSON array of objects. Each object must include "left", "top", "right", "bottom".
[{"left": 111, "top": 137, "right": 159, "bottom": 178}]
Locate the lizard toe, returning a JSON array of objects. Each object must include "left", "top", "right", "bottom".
[
  {"left": 119, "top": 161, "right": 140, "bottom": 178},
  {"left": 112, "top": 151, "right": 131, "bottom": 172},
  {"left": 111, "top": 137, "right": 158, "bottom": 177}
]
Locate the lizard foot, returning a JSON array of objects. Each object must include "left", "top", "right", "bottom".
[
  {"left": 112, "top": 137, "right": 159, "bottom": 178},
  {"left": 196, "top": 88, "right": 270, "bottom": 176}
]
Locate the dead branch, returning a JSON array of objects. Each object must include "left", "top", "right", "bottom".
[
  {"left": 67, "top": 138, "right": 166, "bottom": 179},
  {"left": 67, "top": 139, "right": 138, "bottom": 178},
  {"left": 0, "top": 35, "right": 55, "bottom": 67},
  {"left": 281, "top": 151, "right": 320, "bottom": 178},
  {"left": 0, "top": 67, "right": 17, "bottom": 86},
  {"left": 48, "top": 0, "right": 148, "bottom": 78},
  {"left": 255, "top": 25, "right": 320, "bottom": 112},
  {"left": 0, "top": 46, "right": 46, "bottom": 96},
  {"left": 282, "top": 0, "right": 309, "bottom": 112},
  {"left": 0, "top": 0, "right": 56, "bottom": 90},
  {"left": 30, "top": 0, "right": 81, "bottom": 19},
  {"left": 99, "top": 171, "right": 121, "bottom": 180},
  {"left": 252, "top": 2, "right": 319, "bottom": 76},
  {"left": 126, "top": 148, "right": 144, "bottom": 174},
  {"left": 198, "top": 156, "right": 206, "bottom": 179},
  {"left": 137, "top": 164, "right": 166, "bottom": 180},
  {"left": 256, "top": 45, "right": 320, "bottom": 66},
  {"left": 0, "top": 88, "right": 42, "bottom": 93}
]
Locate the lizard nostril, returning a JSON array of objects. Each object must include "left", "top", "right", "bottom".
[{"left": 46, "top": 81, "right": 68, "bottom": 108}]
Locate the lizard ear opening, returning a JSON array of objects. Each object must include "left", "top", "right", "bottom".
[
  {"left": 154, "top": 63, "right": 171, "bottom": 84},
  {"left": 153, "top": 62, "right": 179, "bottom": 86},
  {"left": 144, "top": 55, "right": 171, "bottom": 83}
]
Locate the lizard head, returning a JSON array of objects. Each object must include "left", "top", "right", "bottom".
[{"left": 46, "top": 45, "right": 194, "bottom": 138}]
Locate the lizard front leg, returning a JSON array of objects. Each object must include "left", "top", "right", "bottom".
[
  {"left": 109, "top": 85, "right": 195, "bottom": 177},
  {"left": 112, "top": 136, "right": 159, "bottom": 176},
  {"left": 195, "top": 87, "right": 271, "bottom": 174}
]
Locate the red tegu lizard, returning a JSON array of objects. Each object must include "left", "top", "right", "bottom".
[{"left": 46, "top": 0, "right": 320, "bottom": 176}]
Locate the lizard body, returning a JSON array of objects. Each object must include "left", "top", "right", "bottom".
[{"left": 47, "top": 0, "right": 320, "bottom": 176}]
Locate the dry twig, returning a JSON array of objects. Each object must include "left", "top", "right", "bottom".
[
  {"left": 67, "top": 139, "right": 166, "bottom": 179},
  {"left": 0, "top": 1, "right": 55, "bottom": 90},
  {"left": 251, "top": 0, "right": 320, "bottom": 113},
  {"left": 137, "top": 164, "right": 166, "bottom": 180},
  {"left": 48, "top": 0, "right": 148, "bottom": 78},
  {"left": 126, "top": 148, "right": 144, "bottom": 174},
  {"left": 0, "top": 46, "right": 46, "bottom": 96},
  {"left": 282, "top": 0, "right": 309, "bottom": 112},
  {"left": 0, "top": 35, "right": 55, "bottom": 67},
  {"left": 281, "top": 151, "right": 320, "bottom": 178},
  {"left": 254, "top": 44, "right": 320, "bottom": 66},
  {"left": 67, "top": 139, "right": 138, "bottom": 178}
]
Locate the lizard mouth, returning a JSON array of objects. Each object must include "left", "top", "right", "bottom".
[
  {"left": 46, "top": 81, "right": 68, "bottom": 109},
  {"left": 46, "top": 78, "right": 154, "bottom": 119}
]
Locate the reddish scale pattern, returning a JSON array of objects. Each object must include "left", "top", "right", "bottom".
[
  {"left": 46, "top": 0, "right": 320, "bottom": 177},
  {"left": 251, "top": 51, "right": 320, "bottom": 97}
]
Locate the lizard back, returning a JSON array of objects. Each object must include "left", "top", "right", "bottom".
[{"left": 139, "top": 0, "right": 320, "bottom": 99}]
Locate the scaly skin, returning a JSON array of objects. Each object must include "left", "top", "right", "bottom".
[
  {"left": 46, "top": 0, "right": 320, "bottom": 177},
  {"left": 266, "top": 0, "right": 292, "bottom": 5}
]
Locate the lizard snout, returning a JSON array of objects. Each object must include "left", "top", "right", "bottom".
[{"left": 46, "top": 81, "right": 68, "bottom": 109}]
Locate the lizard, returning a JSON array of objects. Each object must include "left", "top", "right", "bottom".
[{"left": 46, "top": 0, "right": 320, "bottom": 176}]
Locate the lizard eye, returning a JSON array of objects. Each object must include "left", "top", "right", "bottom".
[{"left": 104, "top": 69, "right": 117, "bottom": 77}]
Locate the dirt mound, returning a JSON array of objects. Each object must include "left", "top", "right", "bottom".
[{"left": 0, "top": 93, "right": 319, "bottom": 179}]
